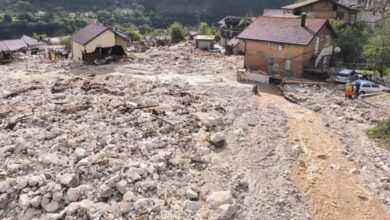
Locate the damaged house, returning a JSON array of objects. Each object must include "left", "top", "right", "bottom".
[
  {"left": 0, "top": 41, "right": 12, "bottom": 64},
  {"left": 71, "top": 24, "right": 130, "bottom": 63},
  {"left": 282, "top": 0, "right": 358, "bottom": 24},
  {"left": 218, "top": 16, "right": 254, "bottom": 48},
  {"left": 238, "top": 15, "right": 336, "bottom": 79}
]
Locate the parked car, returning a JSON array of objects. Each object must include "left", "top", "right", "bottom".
[
  {"left": 353, "top": 80, "right": 390, "bottom": 94},
  {"left": 335, "top": 69, "right": 359, "bottom": 83}
]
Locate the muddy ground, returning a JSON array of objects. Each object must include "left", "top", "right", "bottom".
[{"left": 0, "top": 42, "right": 389, "bottom": 220}]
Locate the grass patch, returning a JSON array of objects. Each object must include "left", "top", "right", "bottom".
[{"left": 367, "top": 117, "right": 390, "bottom": 150}]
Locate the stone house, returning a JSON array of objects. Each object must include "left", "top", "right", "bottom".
[
  {"left": 71, "top": 24, "right": 129, "bottom": 62},
  {"left": 237, "top": 15, "right": 337, "bottom": 78}
]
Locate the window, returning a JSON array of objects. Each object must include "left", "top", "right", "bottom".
[
  {"left": 275, "top": 44, "right": 283, "bottom": 50},
  {"left": 268, "top": 58, "right": 274, "bottom": 73},
  {"left": 362, "top": 83, "right": 371, "bottom": 88},
  {"left": 332, "top": 4, "right": 338, "bottom": 11},
  {"left": 325, "top": 35, "right": 331, "bottom": 46},
  {"left": 371, "top": 84, "right": 380, "bottom": 88},
  {"left": 336, "top": 12, "right": 345, "bottom": 19},
  {"left": 315, "top": 37, "right": 320, "bottom": 54},
  {"left": 285, "top": 59, "right": 291, "bottom": 71}
]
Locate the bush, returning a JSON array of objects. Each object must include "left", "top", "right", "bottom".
[
  {"left": 367, "top": 117, "right": 390, "bottom": 150},
  {"left": 197, "top": 22, "right": 213, "bottom": 35},
  {"left": 169, "top": 22, "right": 186, "bottom": 43},
  {"left": 126, "top": 28, "right": 143, "bottom": 41}
]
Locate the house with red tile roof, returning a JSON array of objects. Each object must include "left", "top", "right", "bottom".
[
  {"left": 237, "top": 15, "right": 337, "bottom": 78},
  {"left": 71, "top": 23, "right": 130, "bottom": 62}
]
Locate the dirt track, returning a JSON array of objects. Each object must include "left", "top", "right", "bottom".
[{"left": 260, "top": 93, "right": 390, "bottom": 220}]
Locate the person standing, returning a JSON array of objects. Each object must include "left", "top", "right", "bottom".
[
  {"left": 345, "top": 81, "right": 353, "bottom": 99},
  {"left": 354, "top": 80, "right": 361, "bottom": 99}
]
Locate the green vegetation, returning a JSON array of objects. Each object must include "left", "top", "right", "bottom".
[
  {"left": 330, "top": 19, "right": 371, "bottom": 65},
  {"left": 169, "top": 22, "right": 187, "bottom": 43},
  {"left": 363, "top": 18, "right": 390, "bottom": 78},
  {"left": 126, "top": 28, "right": 143, "bottom": 41},
  {"left": 367, "top": 117, "right": 390, "bottom": 150},
  {"left": 197, "top": 22, "right": 213, "bottom": 35},
  {"left": 0, "top": 0, "right": 291, "bottom": 39}
]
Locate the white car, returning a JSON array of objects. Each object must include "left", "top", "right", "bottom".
[
  {"left": 354, "top": 80, "right": 390, "bottom": 94},
  {"left": 335, "top": 69, "right": 359, "bottom": 83}
]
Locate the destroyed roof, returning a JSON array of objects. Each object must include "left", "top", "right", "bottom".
[
  {"left": 0, "top": 41, "right": 10, "bottom": 52},
  {"left": 217, "top": 16, "right": 255, "bottom": 27},
  {"left": 2, "top": 39, "right": 28, "bottom": 51},
  {"left": 21, "top": 35, "right": 46, "bottom": 47},
  {"left": 237, "top": 16, "right": 336, "bottom": 46},
  {"left": 71, "top": 23, "right": 129, "bottom": 46},
  {"left": 282, "top": 0, "right": 355, "bottom": 10}
]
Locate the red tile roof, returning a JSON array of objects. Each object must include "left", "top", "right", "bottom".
[
  {"left": 238, "top": 16, "right": 334, "bottom": 46},
  {"left": 0, "top": 41, "right": 10, "bottom": 52},
  {"left": 71, "top": 23, "right": 109, "bottom": 45}
]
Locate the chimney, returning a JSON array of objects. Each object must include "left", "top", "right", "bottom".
[{"left": 301, "top": 13, "right": 306, "bottom": 27}]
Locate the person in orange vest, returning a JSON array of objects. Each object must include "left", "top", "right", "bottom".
[{"left": 345, "top": 81, "right": 353, "bottom": 99}]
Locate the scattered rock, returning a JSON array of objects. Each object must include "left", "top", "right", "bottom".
[
  {"left": 185, "top": 189, "right": 199, "bottom": 200},
  {"left": 183, "top": 200, "right": 201, "bottom": 213},
  {"left": 207, "top": 191, "right": 234, "bottom": 210},
  {"left": 58, "top": 173, "right": 79, "bottom": 187},
  {"left": 217, "top": 204, "right": 238, "bottom": 219}
]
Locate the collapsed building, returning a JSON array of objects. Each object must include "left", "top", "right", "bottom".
[
  {"left": 71, "top": 24, "right": 130, "bottom": 63},
  {"left": 218, "top": 16, "right": 254, "bottom": 48}
]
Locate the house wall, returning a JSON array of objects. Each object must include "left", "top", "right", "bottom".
[
  {"left": 298, "top": 1, "right": 353, "bottom": 24},
  {"left": 239, "top": 25, "right": 334, "bottom": 78},
  {"left": 85, "top": 30, "right": 116, "bottom": 53},
  {"left": 72, "top": 41, "right": 85, "bottom": 61},
  {"left": 72, "top": 30, "right": 128, "bottom": 61},
  {"left": 196, "top": 40, "right": 213, "bottom": 50},
  {"left": 115, "top": 35, "right": 128, "bottom": 52}
]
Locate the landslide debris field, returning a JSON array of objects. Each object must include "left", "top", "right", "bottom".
[{"left": 0, "top": 43, "right": 389, "bottom": 220}]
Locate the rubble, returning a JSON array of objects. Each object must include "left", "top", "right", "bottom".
[{"left": 0, "top": 43, "right": 388, "bottom": 219}]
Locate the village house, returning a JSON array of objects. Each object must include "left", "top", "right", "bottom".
[
  {"left": 21, "top": 35, "right": 47, "bottom": 53},
  {"left": 70, "top": 23, "right": 130, "bottom": 62},
  {"left": 237, "top": 15, "right": 337, "bottom": 78},
  {"left": 282, "top": 0, "right": 358, "bottom": 24},
  {"left": 2, "top": 39, "right": 28, "bottom": 52},
  {"left": 194, "top": 35, "right": 216, "bottom": 50},
  {"left": 217, "top": 16, "right": 254, "bottom": 47}
]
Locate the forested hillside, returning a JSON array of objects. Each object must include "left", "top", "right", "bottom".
[{"left": 0, "top": 0, "right": 292, "bottom": 39}]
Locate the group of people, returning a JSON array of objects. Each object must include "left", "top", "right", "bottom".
[{"left": 345, "top": 80, "right": 361, "bottom": 99}]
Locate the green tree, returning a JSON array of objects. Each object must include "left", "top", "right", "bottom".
[
  {"left": 330, "top": 19, "right": 370, "bottom": 65},
  {"left": 363, "top": 18, "right": 390, "bottom": 78},
  {"left": 126, "top": 28, "right": 143, "bottom": 41},
  {"left": 169, "top": 22, "right": 186, "bottom": 43},
  {"left": 18, "top": 13, "right": 34, "bottom": 22},
  {"left": 197, "top": 21, "right": 213, "bottom": 35},
  {"left": 3, "top": 14, "right": 12, "bottom": 24}
]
